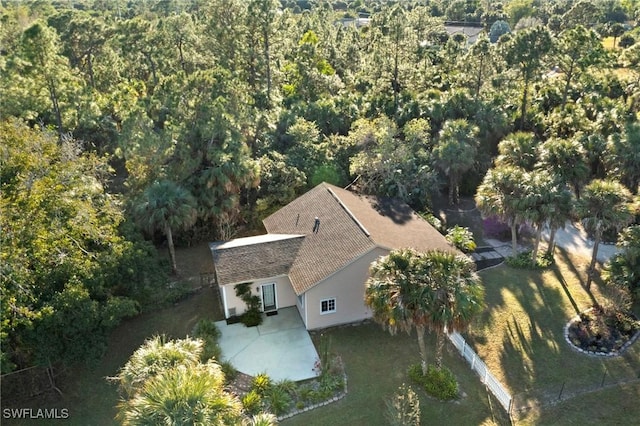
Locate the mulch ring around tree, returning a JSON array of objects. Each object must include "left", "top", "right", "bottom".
[{"left": 565, "top": 305, "right": 640, "bottom": 356}]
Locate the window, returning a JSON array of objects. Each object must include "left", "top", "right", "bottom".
[
  {"left": 320, "top": 298, "right": 336, "bottom": 314},
  {"left": 298, "top": 294, "right": 304, "bottom": 308}
]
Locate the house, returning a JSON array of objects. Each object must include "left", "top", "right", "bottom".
[{"left": 210, "top": 182, "right": 457, "bottom": 330}]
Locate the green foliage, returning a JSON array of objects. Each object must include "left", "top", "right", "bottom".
[
  {"left": 220, "top": 360, "right": 238, "bottom": 383},
  {"left": 366, "top": 249, "right": 485, "bottom": 371},
  {"left": 234, "top": 283, "right": 264, "bottom": 327},
  {"left": 348, "top": 117, "right": 437, "bottom": 209},
  {"left": 192, "top": 319, "right": 222, "bottom": 362},
  {"left": 419, "top": 211, "right": 445, "bottom": 233},
  {"left": 252, "top": 373, "right": 273, "bottom": 395},
  {"left": 241, "top": 307, "right": 264, "bottom": 327},
  {"left": 604, "top": 225, "right": 640, "bottom": 303},
  {"left": 489, "top": 20, "right": 511, "bottom": 43},
  {"left": 116, "top": 337, "right": 243, "bottom": 425},
  {"left": 242, "top": 390, "right": 264, "bottom": 416},
  {"left": 445, "top": 226, "right": 477, "bottom": 253},
  {"left": 257, "top": 152, "right": 306, "bottom": 213},
  {"left": 0, "top": 120, "right": 164, "bottom": 372},
  {"left": 506, "top": 251, "right": 554, "bottom": 270},
  {"left": 264, "top": 384, "right": 292, "bottom": 416},
  {"left": 385, "top": 383, "right": 421, "bottom": 426},
  {"left": 408, "top": 363, "right": 458, "bottom": 400}
]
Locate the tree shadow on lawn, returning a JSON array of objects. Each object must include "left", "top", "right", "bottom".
[{"left": 468, "top": 254, "right": 640, "bottom": 420}]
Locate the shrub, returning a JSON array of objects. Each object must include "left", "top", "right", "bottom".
[
  {"left": 265, "top": 385, "right": 292, "bottom": 416},
  {"left": 241, "top": 307, "right": 263, "bottom": 327},
  {"left": 445, "top": 225, "right": 477, "bottom": 253},
  {"left": 235, "top": 283, "right": 264, "bottom": 327},
  {"left": 419, "top": 211, "right": 444, "bottom": 233},
  {"left": 252, "top": 373, "right": 272, "bottom": 395},
  {"left": 250, "top": 412, "right": 278, "bottom": 426},
  {"left": 506, "top": 250, "right": 554, "bottom": 269},
  {"left": 220, "top": 360, "right": 237, "bottom": 383},
  {"left": 192, "top": 319, "right": 222, "bottom": 361},
  {"left": 385, "top": 383, "right": 420, "bottom": 426},
  {"left": 274, "top": 379, "right": 297, "bottom": 396},
  {"left": 241, "top": 390, "right": 263, "bottom": 415},
  {"left": 408, "top": 363, "right": 458, "bottom": 400}
]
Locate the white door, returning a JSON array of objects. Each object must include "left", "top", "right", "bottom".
[{"left": 261, "top": 283, "right": 277, "bottom": 312}]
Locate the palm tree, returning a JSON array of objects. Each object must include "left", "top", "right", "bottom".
[
  {"left": 520, "top": 169, "right": 575, "bottom": 261},
  {"left": 117, "top": 336, "right": 203, "bottom": 398},
  {"left": 116, "top": 336, "right": 243, "bottom": 426},
  {"left": 134, "top": 180, "right": 198, "bottom": 274},
  {"left": 475, "top": 166, "right": 528, "bottom": 257},
  {"left": 365, "top": 249, "right": 484, "bottom": 372},
  {"left": 536, "top": 137, "right": 589, "bottom": 199},
  {"left": 433, "top": 119, "right": 479, "bottom": 205},
  {"left": 423, "top": 250, "right": 485, "bottom": 369},
  {"left": 495, "top": 132, "right": 539, "bottom": 171},
  {"left": 576, "top": 180, "right": 634, "bottom": 290},
  {"left": 117, "top": 361, "right": 243, "bottom": 426},
  {"left": 365, "top": 249, "right": 432, "bottom": 374}
]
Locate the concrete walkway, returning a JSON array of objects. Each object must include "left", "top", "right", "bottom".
[{"left": 215, "top": 307, "right": 319, "bottom": 382}]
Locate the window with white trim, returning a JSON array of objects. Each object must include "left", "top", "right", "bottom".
[{"left": 320, "top": 298, "right": 336, "bottom": 314}]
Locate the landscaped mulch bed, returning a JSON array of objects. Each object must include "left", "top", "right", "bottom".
[{"left": 566, "top": 306, "right": 640, "bottom": 356}]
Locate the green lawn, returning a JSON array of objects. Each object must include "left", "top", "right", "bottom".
[
  {"left": 466, "top": 248, "right": 640, "bottom": 424},
  {"left": 282, "top": 324, "right": 509, "bottom": 426}
]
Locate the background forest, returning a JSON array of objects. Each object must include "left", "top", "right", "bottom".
[{"left": 1, "top": 0, "right": 639, "bottom": 378}]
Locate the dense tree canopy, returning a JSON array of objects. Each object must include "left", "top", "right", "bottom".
[{"left": 1, "top": 0, "right": 639, "bottom": 373}]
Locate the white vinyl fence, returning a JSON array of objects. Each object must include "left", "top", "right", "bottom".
[{"left": 448, "top": 331, "right": 512, "bottom": 413}]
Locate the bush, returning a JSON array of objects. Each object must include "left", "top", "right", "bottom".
[
  {"left": 192, "top": 319, "right": 222, "bottom": 361},
  {"left": 419, "top": 211, "right": 444, "bottom": 233},
  {"left": 242, "top": 390, "right": 264, "bottom": 415},
  {"left": 408, "top": 363, "right": 458, "bottom": 400},
  {"left": 241, "top": 307, "right": 263, "bottom": 327},
  {"left": 220, "top": 360, "right": 237, "bottom": 383},
  {"left": 506, "top": 250, "right": 554, "bottom": 269},
  {"left": 252, "top": 373, "right": 273, "bottom": 395},
  {"left": 445, "top": 225, "right": 477, "bottom": 253},
  {"left": 265, "top": 385, "right": 292, "bottom": 416}
]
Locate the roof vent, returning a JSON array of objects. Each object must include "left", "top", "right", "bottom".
[{"left": 312, "top": 217, "right": 320, "bottom": 234}]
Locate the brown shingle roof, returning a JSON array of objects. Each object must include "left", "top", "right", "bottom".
[
  {"left": 210, "top": 234, "right": 304, "bottom": 286},
  {"left": 328, "top": 185, "right": 456, "bottom": 253},
  {"left": 262, "top": 183, "right": 456, "bottom": 295},
  {"left": 263, "top": 184, "right": 375, "bottom": 294}
]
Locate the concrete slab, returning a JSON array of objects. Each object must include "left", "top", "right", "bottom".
[{"left": 215, "top": 307, "right": 319, "bottom": 382}]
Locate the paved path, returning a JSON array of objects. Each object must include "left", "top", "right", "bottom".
[
  {"left": 483, "top": 221, "right": 619, "bottom": 263},
  {"left": 542, "top": 221, "right": 619, "bottom": 263}
]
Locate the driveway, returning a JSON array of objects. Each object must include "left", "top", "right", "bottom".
[
  {"left": 215, "top": 307, "right": 319, "bottom": 382},
  {"left": 542, "top": 221, "right": 619, "bottom": 262},
  {"left": 483, "top": 221, "right": 619, "bottom": 263}
]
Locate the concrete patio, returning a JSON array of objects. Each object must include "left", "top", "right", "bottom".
[{"left": 215, "top": 307, "right": 319, "bottom": 382}]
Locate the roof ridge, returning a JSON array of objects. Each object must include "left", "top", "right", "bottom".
[{"left": 325, "top": 186, "right": 371, "bottom": 237}]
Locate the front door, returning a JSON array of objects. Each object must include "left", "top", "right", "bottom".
[{"left": 261, "top": 283, "right": 277, "bottom": 312}]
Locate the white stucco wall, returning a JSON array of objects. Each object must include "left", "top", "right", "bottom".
[
  {"left": 221, "top": 275, "right": 296, "bottom": 318},
  {"left": 304, "top": 247, "right": 388, "bottom": 330}
]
